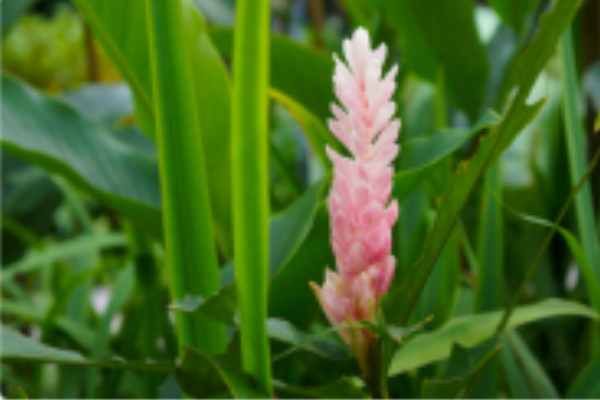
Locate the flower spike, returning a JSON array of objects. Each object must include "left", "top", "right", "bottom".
[{"left": 311, "top": 27, "right": 401, "bottom": 375}]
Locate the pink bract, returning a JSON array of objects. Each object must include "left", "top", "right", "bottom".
[{"left": 311, "top": 27, "right": 401, "bottom": 373}]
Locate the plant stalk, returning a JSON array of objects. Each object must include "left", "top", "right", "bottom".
[
  {"left": 231, "top": 0, "right": 273, "bottom": 393},
  {"left": 146, "top": 0, "right": 227, "bottom": 354}
]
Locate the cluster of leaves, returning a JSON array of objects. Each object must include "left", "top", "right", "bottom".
[{"left": 2, "top": 0, "right": 600, "bottom": 398}]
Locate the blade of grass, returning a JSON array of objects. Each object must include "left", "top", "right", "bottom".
[
  {"left": 558, "top": 23, "right": 600, "bottom": 356},
  {"left": 558, "top": 25, "right": 600, "bottom": 281},
  {"left": 146, "top": 0, "right": 227, "bottom": 354},
  {"left": 231, "top": 0, "right": 273, "bottom": 393}
]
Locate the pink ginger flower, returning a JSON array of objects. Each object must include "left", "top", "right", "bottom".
[{"left": 311, "top": 27, "right": 400, "bottom": 373}]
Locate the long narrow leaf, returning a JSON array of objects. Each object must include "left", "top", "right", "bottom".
[
  {"left": 231, "top": 0, "right": 272, "bottom": 392},
  {"left": 146, "top": 0, "right": 226, "bottom": 354},
  {"left": 558, "top": 26, "right": 600, "bottom": 280}
]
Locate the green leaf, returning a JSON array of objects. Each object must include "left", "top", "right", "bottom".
[
  {"left": 72, "top": 0, "right": 234, "bottom": 254},
  {"left": 270, "top": 89, "right": 338, "bottom": 168},
  {"left": 393, "top": 110, "right": 500, "bottom": 203},
  {"left": 421, "top": 337, "right": 503, "bottom": 398},
  {"left": 471, "top": 163, "right": 504, "bottom": 397},
  {"left": 61, "top": 83, "right": 134, "bottom": 127},
  {"left": 388, "top": 298, "right": 597, "bottom": 377},
  {"left": 171, "top": 283, "right": 238, "bottom": 325},
  {"left": 567, "top": 354, "right": 600, "bottom": 399},
  {"left": 273, "top": 377, "right": 365, "bottom": 399},
  {"left": 501, "top": 334, "right": 535, "bottom": 398},
  {"left": 492, "top": 191, "right": 600, "bottom": 311},
  {"left": 559, "top": 26, "right": 600, "bottom": 282},
  {"left": 175, "top": 346, "right": 269, "bottom": 399},
  {"left": 269, "top": 205, "right": 333, "bottom": 327},
  {"left": 268, "top": 181, "right": 328, "bottom": 278},
  {"left": 209, "top": 27, "right": 333, "bottom": 122},
  {"left": 503, "top": 331, "right": 559, "bottom": 398},
  {"left": 214, "top": 180, "right": 327, "bottom": 325},
  {"left": 1, "top": 300, "right": 97, "bottom": 352},
  {"left": 171, "top": 289, "right": 349, "bottom": 361},
  {"left": 1, "top": 75, "right": 162, "bottom": 238},
  {"left": 380, "top": 0, "right": 489, "bottom": 119},
  {"left": 1, "top": 233, "right": 127, "bottom": 282},
  {"left": 230, "top": 0, "right": 272, "bottom": 390},
  {"left": 266, "top": 319, "right": 350, "bottom": 360},
  {"left": 146, "top": 0, "right": 227, "bottom": 354},
  {"left": 488, "top": 0, "right": 541, "bottom": 32},
  {"left": 0, "top": 324, "right": 174, "bottom": 372},
  {"left": 6, "top": 384, "right": 29, "bottom": 399},
  {"left": 383, "top": 0, "right": 584, "bottom": 327}
]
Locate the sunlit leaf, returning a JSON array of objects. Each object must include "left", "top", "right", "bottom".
[{"left": 389, "top": 299, "right": 597, "bottom": 377}]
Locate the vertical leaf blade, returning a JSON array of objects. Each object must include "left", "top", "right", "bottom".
[
  {"left": 231, "top": 0, "right": 273, "bottom": 393},
  {"left": 146, "top": 0, "right": 226, "bottom": 353}
]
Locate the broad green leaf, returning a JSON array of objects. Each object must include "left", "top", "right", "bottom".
[
  {"left": 209, "top": 27, "right": 333, "bottom": 122},
  {"left": 421, "top": 337, "right": 503, "bottom": 398},
  {"left": 383, "top": 0, "right": 584, "bottom": 327},
  {"left": 72, "top": 0, "right": 233, "bottom": 253},
  {"left": 268, "top": 181, "right": 328, "bottom": 277},
  {"left": 1, "top": 233, "right": 127, "bottom": 282},
  {"left": 1, "top": 75, "right": 162, "bottom": 238},
  {"left": 274, "top": 377, "right": 365, "bottom": 399},
  {"left": 0, "top": 324, "right": 174, "bottom": 372},
  {"left": 147, "top": 0, "right": 226, "bottom": 354},
  {"left": 221, "top": 180, "right": 327, "bottom": 286},
  {"left": 269, "top": 205, "right": 333, "bottom": 328},
  {"left": 175, "top": 346, "right": 268, "bottom": 399},
  {"left": 388, "top": 298, "right": 597, "bottom": 377},
  {"left": 61, "top": 83, "right": 134, "bottom": 127},
  {"left": 504, "top": 331, "right": 559, "bottom": 398},
  {"left": 393, "top": 110, "right": 500, "bottom": 203},
  {"left": 380, "top": 0, "right": 489, "bottom": 119},
  {"left": 567, "top": 354, "right": 600, "bottom": 399}
]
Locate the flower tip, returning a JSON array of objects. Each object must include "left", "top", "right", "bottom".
[{"left": 309, "top": 282, "right": 322, "bottom": 298}]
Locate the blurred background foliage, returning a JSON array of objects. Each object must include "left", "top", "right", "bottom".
[{"left": 1, "top": 0, "right": 600, "bottom": 398}]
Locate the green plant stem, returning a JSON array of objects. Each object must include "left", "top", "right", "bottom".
[
  {"left": 146, "top": 0, "right": 227, "bottom": 354},
  {"left": 231, "top": 0, "right": 273, "bottom": 393},
  {"left": 496, "top": 146, "right": 600, "bottom": 334},
  {"left": 365, "top": 338, "right": 389, "bottom": 399}
]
